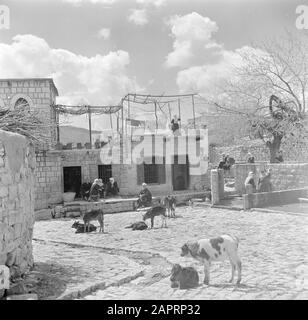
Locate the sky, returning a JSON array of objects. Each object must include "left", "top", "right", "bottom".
[{"left": 0, "top": 0, "right": 307, "bottom": 130}]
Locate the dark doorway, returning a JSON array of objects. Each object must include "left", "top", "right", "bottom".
[
  {"left": 98, "top": 165, "right": 112, "bottom": 184},
  {"left": 172, "top": 155, "right": 189, "bottom": 191},
  {"left": 63, "top": 166, "right": 82, "bottom": 196}
]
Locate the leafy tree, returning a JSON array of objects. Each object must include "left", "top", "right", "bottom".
[{"left": 205, "top": 32, "right": 308, "bottom": 162}]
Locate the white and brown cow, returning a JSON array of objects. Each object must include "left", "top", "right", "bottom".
[{"left": 180, "top": 234, "right": 241, "bottom": 285}]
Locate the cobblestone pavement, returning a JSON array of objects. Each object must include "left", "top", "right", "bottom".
[
  {"left": 32, "top": 240, "right": 144, "bottom": 299},
  {"left": 33, "top": 205, "right": 308, "bottom": 300}
]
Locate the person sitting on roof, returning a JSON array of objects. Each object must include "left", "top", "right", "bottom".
[{"left": 171, "top": 114, "right": 181, "bottom": 135}]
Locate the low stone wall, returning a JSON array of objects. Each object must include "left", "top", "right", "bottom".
[
  {"left": 0, "top": 130, "right": 36, "bottom": 279},
  {"left": 209, "top": 143, "right": 270, "bottom": 164},
  {"left": 234, "top": 163, "right": 308, "bottom": 195},
  {"left": 209, "top": 142, "right": 308, "bottom": 165},
  {"left": 243, "top": 188, "right": 308, "bottom": 210}
]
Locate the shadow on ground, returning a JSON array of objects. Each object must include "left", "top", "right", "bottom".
[{"left": 23, "top": 262, "right": 80, "bottom": 300}]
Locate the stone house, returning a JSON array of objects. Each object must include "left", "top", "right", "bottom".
[{"left": 0, "top": 78, "right": 210, "bottom": 210}]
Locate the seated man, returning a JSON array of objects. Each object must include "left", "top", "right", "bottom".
[
  {"left": 89, "top": 179, "right": 104, "bottom": 202},
  {"left": 218, "top": 154, "right": 226, "bottom": 169},
  {"left": 105, "top": 177, "right": 119, "bottom": 197},
  {"left": 80, "top": 182, "right": 92, "bottom": 200},
  {"left": 171, "top": 114, "right": 181, "bottom": 136},
  {"left": 136, "top": 183, "right": 152, "bottom": 208}
]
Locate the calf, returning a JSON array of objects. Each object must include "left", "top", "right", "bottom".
[
  {"left": 82, "top": 208, "right": 104, "bottom": 233},
  {"left": 163, "top": 196, "right": 176, "bottom": 218},
  {"left": 142, "top": 205, "right": 167, "bottom": 228},
  {"left": 72, "top": 221, "right": 97, "bottom": 233},
  {"left": 180, "top": 234, "right": 241, "bottom": 285},
  {"left": 125, "top": 221, "right": 148, "bottom": 231},
  {"left": 170, "top": 264, "right": 199, "bottom": 289}
]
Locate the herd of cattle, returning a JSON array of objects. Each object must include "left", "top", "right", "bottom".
[{"left": 68, "top": 195, "right": 242, "bottom": 289}]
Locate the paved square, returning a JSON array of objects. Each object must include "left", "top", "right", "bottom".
[{"left": 33, "top": 205, "right": 308, "bottom": 300}]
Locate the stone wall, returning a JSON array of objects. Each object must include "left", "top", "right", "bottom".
[
  {"left": 234, "top": 163, "right": 308, "bottom": 195},
  {"left": 243, "top": 188, "right": 308, "bottom": 210},
  {"left": 0, "top": 130, "right": 36, "bottom": 279},
  {"left": 0, "top": 79, "right": 58, "bottom": 149},
  {"left": 35, "top": 151, "right": 62, "bottom": 210}
]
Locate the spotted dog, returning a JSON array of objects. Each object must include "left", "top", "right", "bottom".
[{"left": 181, "top": 234, "right": 241, "bottom": 285}]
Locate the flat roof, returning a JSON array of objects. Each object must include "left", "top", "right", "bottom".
[{"left": 0, "top": 78, "right": 59, "bottom": 96}]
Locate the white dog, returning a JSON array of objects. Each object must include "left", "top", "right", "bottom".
[{"left": 180, "top": 234, "right": 241, "bottom": 285}]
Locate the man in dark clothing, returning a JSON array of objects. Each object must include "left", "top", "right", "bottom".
[
  {"left": 218, "top": 154, "right": 226, "bottom": 169},
  {"left": 105, "top": 177, "right": 119, "bottom": 197},
  {"left": 136, "top": 183, "right": 152, "bottom": 208}
]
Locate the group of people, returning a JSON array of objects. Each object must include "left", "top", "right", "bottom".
[
  {"left": 244, "top": 169, "right": 273, "bottom": 194},
  {"left": 83, "top": 177, "right": 120, "bottom": 202},
  {"left": 218, "top": 154, "right": 235, "bottom": 177},
  {"left": 83, "top": 177, "right": 153, "bottom": 208}
]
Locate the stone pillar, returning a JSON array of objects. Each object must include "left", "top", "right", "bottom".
[
  {"left": 0, "top": 130, "right": 36, "bottom": 283},
  {"left": 211, "top": 169, "right": 224, "bottom": 205}
]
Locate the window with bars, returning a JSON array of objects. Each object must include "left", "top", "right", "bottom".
[
  {"left": 98, "top": 165, "right": 112, "bottom": 184},
  {"left": 137, "top": 156, "right": 166, "bottom": 185}
]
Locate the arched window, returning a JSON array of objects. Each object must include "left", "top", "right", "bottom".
[{"left": 14, "top": 98, "right": 30, "bottom": 111}]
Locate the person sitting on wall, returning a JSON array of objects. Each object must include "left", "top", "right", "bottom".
[
  {"left": 218, "top": 154, "right": 226, "bottom": 169},
  {"left": 247, "top": 152, "right": 255, "bottom": 163},
  {"left": 80, "top": 182, "right": 92, "bottom": 200},
  {"left": 136, "top": 183, "right": 152, "bottom": 208},
  {"left": 105, "top": 177, "right": 120, "bottom": 197},
  {"left": 171, "top": 114, "right": 181, "bottom": 136},
  {"left": 244, "top": 171, "right": 256, "bottom": 194},
  {"left": 258, "top": 169, "right": 273, "bottom": 193},
  {"left": 264, "top": 168, "right": 273, "bottom": 192},
  {"left": 89, "top": 179, "right": 104, "bottom": 202},
  {"left": 275, "top": 151, "right": 284, "bottom": 163}
]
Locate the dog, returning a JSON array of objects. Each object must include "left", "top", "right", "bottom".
[
  {"left": 72, "top": 221, "right": 97, "bottom": 233},
  {"left": 180, "top": 234, "right": 241, "bottom": 285},
  {"left": 125, "top": 221, "right": 148, "bottom": 231},
  {"left": 163, "top": 196, "right": 176, "bottom": 218},
  {"left": 170, "top": 264, "right": 199, "bottom": 289},
  {"left": 82, "top": 208, "right": 104, "bottom": 233},
  {"left": 142, "top": 205, "right": 167, "bottom": 228}
]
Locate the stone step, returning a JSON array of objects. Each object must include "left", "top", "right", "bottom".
[{"left": 298, "top": 198, "right": 308, "bottom": 203}]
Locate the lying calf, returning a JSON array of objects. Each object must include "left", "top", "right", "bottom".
[
  {"left": 180, "top": 234, "right": 241, "bottom": 285},
  {"left": 125, "top": 221, "right": 148, "bottom": 231},
  {"left": 170, "top": 264, "right": 199, "bottom": 289},
  {"left": 71, "top": 221, "right": 97, "bottom": 233}
]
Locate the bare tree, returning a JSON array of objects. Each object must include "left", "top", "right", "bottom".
[{"left": 207, "top": 32, "right": 307, "bottom": 162}]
